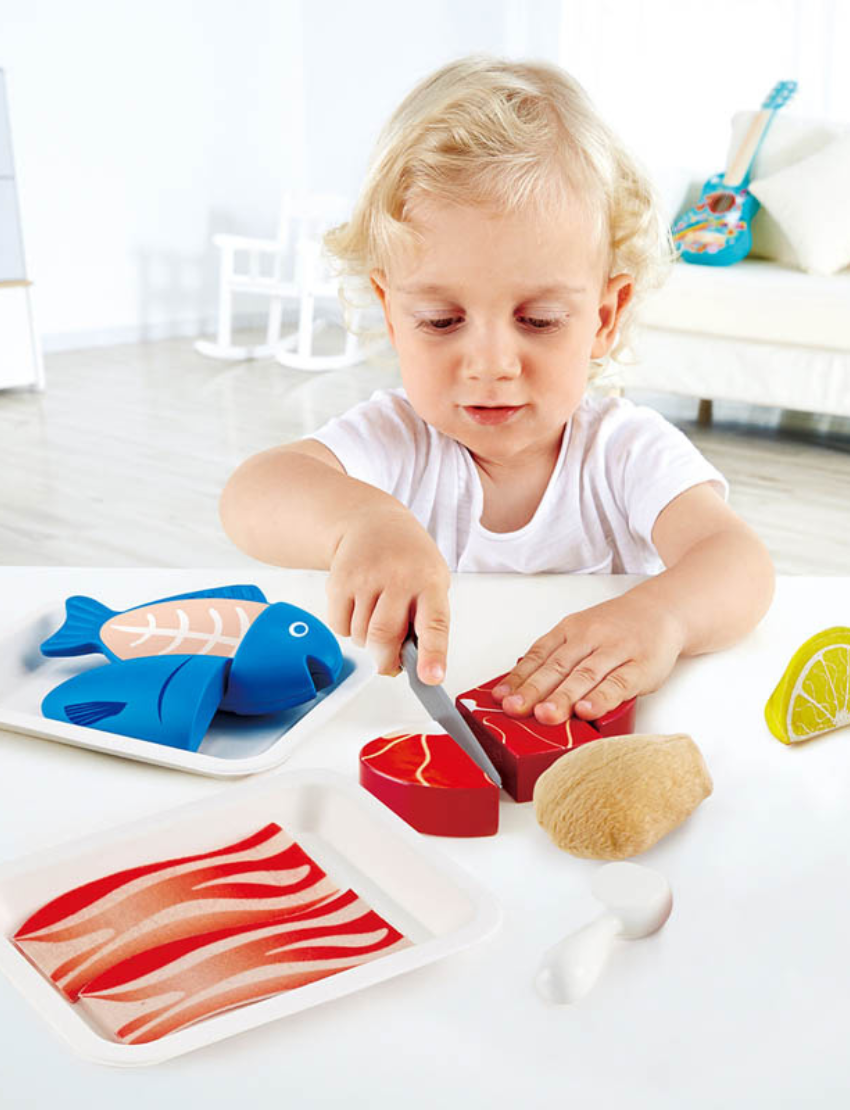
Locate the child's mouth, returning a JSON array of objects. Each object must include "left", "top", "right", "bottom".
[{"left": 462, "top": 405, "right": 524, "bottom": 426}]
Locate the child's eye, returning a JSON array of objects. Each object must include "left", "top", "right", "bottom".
[
  {"left": 414, "top": 314, "right": 565, "bottom": 334},
  {"left": 416, "top": 317, "right": 462, "bottom": 331},
  {"left": 517, "top": 315, "right": 563, "bottom": 330}
]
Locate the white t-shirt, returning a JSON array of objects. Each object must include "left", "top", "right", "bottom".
[{"left": 309, "top": 388, "right": 728, "bottom": 575}]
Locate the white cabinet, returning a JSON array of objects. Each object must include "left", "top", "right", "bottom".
[
  {"left": 0, "top": 177, "right": 25, "bottom": 283},
  {"left": 0, "top": 282, "right": 41, "bottom": 389},
  {"left": 0, "top": 72, "right": 14, "bottom": 179},
  {"left": 0, "top": 68, "right": 44, "bottom": 391}
]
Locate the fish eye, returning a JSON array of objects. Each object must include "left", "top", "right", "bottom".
[{"left": 289, "top": 621, "right": 309, "bottom": 638}]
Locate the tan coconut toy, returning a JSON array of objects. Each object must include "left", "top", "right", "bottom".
[{"left": 533, "top": 733, "right": 712, "bottom": 860}]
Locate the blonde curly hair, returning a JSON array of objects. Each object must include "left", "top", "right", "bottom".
[{"left": 324, "top": 54, "right": 673, "bottom": 367}]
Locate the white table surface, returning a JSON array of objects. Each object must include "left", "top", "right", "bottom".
[{"left": 1, "top": 567, "right": 849, "bottom": 1109}]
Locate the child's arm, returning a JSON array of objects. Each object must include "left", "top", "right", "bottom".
[
  {"left": 492, "top": 483, "right": 775, "bottom": 724},
  {"left": 220, "top": 440, "right": 452, "bottom": 682}
]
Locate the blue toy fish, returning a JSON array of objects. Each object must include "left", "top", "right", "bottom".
[{"left": 40, "top": 584, "right": 343, "bottom": 752}]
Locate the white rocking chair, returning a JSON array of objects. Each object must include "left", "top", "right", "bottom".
[{"left": 195, "top": 191, "right": 364, "bottom": 371}]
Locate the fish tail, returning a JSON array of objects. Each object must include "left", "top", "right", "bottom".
[{"left": 40, "top": 596, "right": 117, "bottom": 658}]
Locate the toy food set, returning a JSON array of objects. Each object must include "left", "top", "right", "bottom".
[
  {"left": 765, "top": 626, "right": 850, "bottom": 744},
  {"left": 0, "top": 770, "right": 501, "bottom": 1064},
  {"left": 359, "top": 663, "right": 638, "bottom": 837},
  {"left": 533, "top": 733, "right": 713, "bottom": 860},
  {"left": 0, "top": 584, "right": 374, "bottom": 776},
  {"left": 535, "top": 862, "right": 673, "bottom": 1005},
  {"left": 0, "top": 594, "right": 717, "bottom": 1056},
  {"left": 672, "top": 79, "right": 797, "bottom": 265}
]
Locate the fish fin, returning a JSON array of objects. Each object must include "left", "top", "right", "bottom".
[
  {"left": 64, "top": 701, "right": 127, "bottom": 727},
  {"left": 40, "top": 596, "right": 117, "bottom": 658},
  {"left": 128, "top": 583, "right": 268, "bottom": 610},
  {"left": 42, "top": 655, "right": 229, "bottom": 752}
]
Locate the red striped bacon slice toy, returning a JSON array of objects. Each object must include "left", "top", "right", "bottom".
[
  {"left": 76, "top": 888, "right": 410, "bottom": 1044},
  {"left": 12, "top": 820, "right": 410, "bottom": 1039}
]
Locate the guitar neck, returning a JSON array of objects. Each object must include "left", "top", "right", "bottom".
[{"left": 723, "top": 108, "right": 773, "bottom": 188}]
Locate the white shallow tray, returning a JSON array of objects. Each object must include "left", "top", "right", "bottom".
[
  {"left": 0, "top": 603, "right": 375, "bottom": 776},
  {"left": 0, "top": 769, "right": 502, "bottom": 1066}
]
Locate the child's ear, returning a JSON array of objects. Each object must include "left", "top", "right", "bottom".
[
  {"left": 369, "top": 269, "right": 397, "bottom": 346},
  {"left": 591, "top": 273, "right": 633, "bottom": 360}
]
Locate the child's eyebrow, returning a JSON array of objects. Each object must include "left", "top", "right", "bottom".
[{"left": 396, "top": 282, "right": 586, "bottom": 298}]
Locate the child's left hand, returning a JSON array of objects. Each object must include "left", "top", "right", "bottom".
[{"left": 491, "top": 591, "right": 686, "bottom": 725}]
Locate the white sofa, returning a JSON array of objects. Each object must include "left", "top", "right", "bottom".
[
  {"left": 630, "top": 258, "right": 850, "bottom": 418},
  {"left": 628, "top": 112, "right": 850, "bottom": 420}
]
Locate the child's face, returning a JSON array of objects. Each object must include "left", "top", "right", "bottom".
[{"left": 371, "top": 197, "right": 632, "bottom": 469}]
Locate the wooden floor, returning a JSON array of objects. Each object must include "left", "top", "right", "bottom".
[{"left": 1, "top": 328, "right": 849, "bottom": 572}]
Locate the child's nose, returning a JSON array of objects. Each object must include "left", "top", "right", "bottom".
[{"left": 460, "top": 321, "right": 522, "bottom": 380}]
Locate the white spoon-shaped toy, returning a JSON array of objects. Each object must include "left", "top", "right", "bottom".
[{"left": 534, "top": 862, "right": 673, "bottom": 1005}]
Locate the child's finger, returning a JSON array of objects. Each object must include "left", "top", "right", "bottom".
[
  {"left": 365, "top": 590, "right": 413, "bottom": 676},
  {"left": 325, "top": 586, "right": 355, "bottom": 638},
  {"left": 571, "top": 663, "right": 641, "bottom": 721},
  {"left": 348, "top": 591, "right": 379, "bottom": 649},
  {"left": 532, "top": 651, "right": 633, "bottom": 724},
  {"left": 413, "top": 587, "right": 450, "bottom": 684},
  {"left": 498, "top": 641, "right": 593, "bottom": 715},
  {"left": 492, "top": 630, "right": 574, "bottom": 702}
]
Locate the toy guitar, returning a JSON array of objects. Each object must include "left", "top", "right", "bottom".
[{"left": 672, "top": 79, "right": 797, "bottom": 266}]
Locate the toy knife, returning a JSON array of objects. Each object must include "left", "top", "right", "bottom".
[{"left": 400, "top": 636, "right": 502, "bottom": 788}]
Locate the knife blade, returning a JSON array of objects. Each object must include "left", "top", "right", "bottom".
[{"left": 400, "top": 637, "right": 502, "bottom": 788}]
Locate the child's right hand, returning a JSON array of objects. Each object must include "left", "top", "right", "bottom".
[{"left": 325, "top": 506, "right": 451, "bottom": 683}]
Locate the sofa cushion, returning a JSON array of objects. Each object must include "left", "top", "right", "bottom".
[
  {"left": 726, "top": 111, "right": 846, "bottom": 181},
  {"left": 749, "top": 134, "right": 850, "bottom": 275},
  {"left": 637, "top": 258, "right": 850, "bottom": 351}
]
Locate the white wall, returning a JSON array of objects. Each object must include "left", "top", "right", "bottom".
[
  {"left": 0, "top": 0, "right": 563, "bottom": 351},
  {"left": 559, "top": 0, "right": 850, "bottom": 221},
  {"left": 0, "top": 0, "right": 844, "bottom": 351},
  {"left": 1, "top": 0, "right": 306, "bottom": 350},
  {"left": 300, "top": 0, "right": 562, "bottom": 198}
]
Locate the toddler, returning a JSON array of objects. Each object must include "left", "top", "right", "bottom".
[{"left": 220, "top": 55, "right": 775, "bottom": 727}]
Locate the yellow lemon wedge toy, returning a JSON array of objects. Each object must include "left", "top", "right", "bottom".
[{"left": 765, "top": 626, "right": 850, "bottom": 744}]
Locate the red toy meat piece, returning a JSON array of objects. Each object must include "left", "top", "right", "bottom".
[
  {"left": 359, "top": 731, "right": 500, "bottom": 837},
  {"left": 455, "top": 674, "right": 637, "bottom": 802}
]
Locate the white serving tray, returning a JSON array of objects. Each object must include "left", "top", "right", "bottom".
[
  {"left": 0, "top": 769, "right": 502, "bottom": 1066},
  {"left": 0, "top": 603, "right": 375, "bottom": 777}
]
